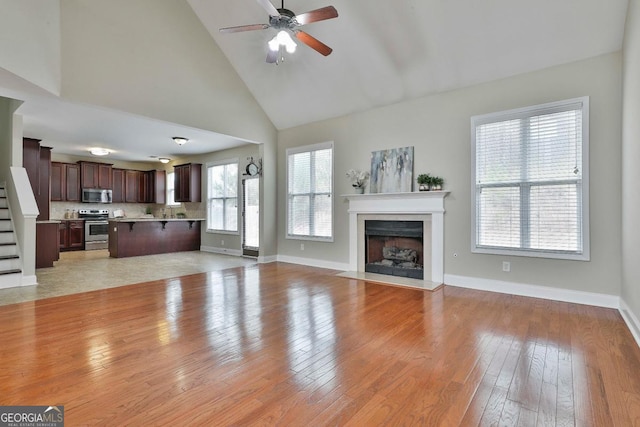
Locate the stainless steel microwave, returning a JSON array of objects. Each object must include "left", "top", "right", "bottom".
[{"left": 82, "top": 188, "right": 112, "bottom": 203}]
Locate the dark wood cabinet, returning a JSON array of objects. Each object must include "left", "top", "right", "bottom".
[
  {"left": 79, "top": 161, "right": 112, "bottom": 189},
  {"left": 174, "top": 163, "right": 201, "bottom": 203},
  {"left": 114, "top": 168, "right": 165, "bottom": 204},
  {"left": 112, "top": 168, "right": 126, "bottom": 203},
  {"left": 59, "top": 220, "right": 84, "bottom": 251},
  {"left": 109, "top": 220, "right": 201, "bottom": 258},
  {"left": 51, "top": 162, "right": 80, "bottom": 202},
  {"left": 66, "top": 164, "right": 81, "bottom": 201},
  {"left": 125, "top": 170, "right": 141, "bottom": 203},
  {"left": 138, "top": 170, "right": 166, "bottom": 204},
  {"left": 50, "top": 162, "right": 64, "bottom": 201},
  {"left": 138, "top": 171, "right": 150, "bottom": 203},
  {"left": 22, "top": 138, "right": 51, "bottom": 220},
  {"left": 36, "top": 222, "right": 59, "bottom": 268}
]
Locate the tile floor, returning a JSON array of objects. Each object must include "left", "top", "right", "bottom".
[{"left": 0, "top": 250, "right": 257, "bottom": 307}]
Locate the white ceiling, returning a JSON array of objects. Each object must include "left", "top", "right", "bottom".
[
  {"left": 192, "top": 0, "right": 629, "bottom": 130},
  {"left": 7, "top": 0, "right": 630, "bottom": 161}
]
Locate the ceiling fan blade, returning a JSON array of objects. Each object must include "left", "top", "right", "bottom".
[
  {"left": 256, "top": 0, "right": 280, "bottom": 17},
  {"left": 219, "top": 24, "right": 269, "bottom": 33},
  {"left": 294, "top": 31, "right": 333, "bottom": 56},
  {"left": 295, "top": 6, "right": 338, "bottom": 26},
  {"left": 266, "top": 49, "right": 278, "bottom": 63}
]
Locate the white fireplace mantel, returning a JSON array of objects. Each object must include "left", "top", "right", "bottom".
[{"left": 341, "top": 191, "right": 449, "bottom": 290}]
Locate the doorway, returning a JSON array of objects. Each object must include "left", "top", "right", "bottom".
[{"left": 242, "top": 177, "right": 260, "bottom": 257}]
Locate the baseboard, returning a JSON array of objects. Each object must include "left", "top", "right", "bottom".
[
  {"left": 444, "top": 274, "right": 620, "bottom": 309},
  {"left": 277, "top": 255, "right": 350, "bottom": 272},
  {"left": 258, "top": 255, "right": 278, "bottom": 264},
  {"left": 21, "top": 275, "right": 37, "bottom": 286},
  {"left": 200, "top": 246, "right": 242, "bottom": 257},
  {"left": 619, "top": 299, "right": 640, "bottom": 349}
]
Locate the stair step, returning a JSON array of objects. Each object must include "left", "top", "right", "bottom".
[
  {"left": 0, "top": 231, "right": 15, "bottom": 245},
  {"left": 0, "top": 219, "right": 11, "bottom": 231},
  {"left": 0, "top": 269, "right": 22, "bottom": 290},
  {"left": 0, "top": 256, "right": 21, "bottom": 271},
  {"left": 0, "top": 244, "right": 17, "bottom": 257}
]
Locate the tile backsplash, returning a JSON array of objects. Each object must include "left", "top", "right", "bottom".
[{"left": 51, "top": 202, "right": 205, "bottom": 220}]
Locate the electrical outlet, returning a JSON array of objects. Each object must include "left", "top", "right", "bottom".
[
  {"left": 502, "top": 261, "right": 511, "bottom": 272},
  {"left": 300, "top": 243, "right": 304, "bottom": 251}
]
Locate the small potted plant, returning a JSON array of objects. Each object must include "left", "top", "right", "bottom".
[
  {"left": 416, "top": 174, "right": 432, "bottom": 191},
  {"left": 431, "top": 176, "right": 444, "bottom": 191}
]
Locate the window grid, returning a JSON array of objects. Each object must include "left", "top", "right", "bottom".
[
  {"left": 472, "top": 97, "right": 589, "bottom": 260},
  {"left": 286, "top": 143, "right": 333, "bottom": 241},
  {"left": 207, "top": 162, "right": 238, "bottom": 233}
]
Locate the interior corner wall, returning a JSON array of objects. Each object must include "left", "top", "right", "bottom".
[
  {"left": 0, "top": 97, "right": 13, "bottom": 184},
  {"left": 59, "top": 0, "right": 275, "bottom": 146},
  {"left": 277, "top": 52, "right": 622, "bottom": 297},
  {"left": 0, "top": 0, "right": 61, "bottom": 96},
  {"left": 622, "top": 1, "right": 640, "bottom": 319}
]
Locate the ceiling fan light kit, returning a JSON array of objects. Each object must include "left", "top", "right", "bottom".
[{"left": 220, "top": 0, "right": 338, "bottom": 64}]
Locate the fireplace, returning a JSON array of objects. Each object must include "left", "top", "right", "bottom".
[
  {"left": 340, "top": 191, "right": 448, "bottom": 290},
  {"left": 365, "top": 220, "right": 424, "bottom": 279}
]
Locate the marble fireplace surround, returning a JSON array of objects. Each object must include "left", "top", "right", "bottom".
[{"left": 339, "top": 191, "right": 449, "bottom": 290}]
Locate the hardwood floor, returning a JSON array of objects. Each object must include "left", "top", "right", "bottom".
[{"left": 1, "top": 262, "right": 639, "bottom": 425}]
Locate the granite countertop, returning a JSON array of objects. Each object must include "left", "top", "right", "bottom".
[
  {"left": 109, "top": 217, "right": 205, "bottom": 222},
  {"left": 36, "top": 220, "right": 62, "bottom": 224}
]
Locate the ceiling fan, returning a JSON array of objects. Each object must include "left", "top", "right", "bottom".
[{"left": 219, "top": 0, "right": 338, "bottom": 63}]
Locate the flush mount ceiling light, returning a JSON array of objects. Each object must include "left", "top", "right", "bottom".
[
  {"left": 89, "top": 147, "right": 110, "bottom": 156},
  {"left": 159, "top": 158, "right": 171, "bottom": 164},
  {"left": 173, "top": 137, "right": 189, "bottom": 146}
]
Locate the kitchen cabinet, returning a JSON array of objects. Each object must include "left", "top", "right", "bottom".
[
  {"left": 23, "top": 138, "right": 51, "bottom": 220},
  {"left": 112, "top": 168, "right": 126, "bottom": 203},
  {"left": 36, "top": 222, "right": 60, "bottom": 268},
  {"left": 125, "top": 170, "right": 141, "bottom": 203},
  {"left": 51, "top": 162, "right": 80, "bottom": 202},
  {"left": 174, "top": 163, "right": 201, "bottom": 203},
  {"left": 140, "top": 170, "right": 166, "bottom": 204},
  {"left": 59, "top": 220, "right": 84, "bottom": 251},
  {"left": 79, "top": 161, "right": 112, "bottom": 189}
]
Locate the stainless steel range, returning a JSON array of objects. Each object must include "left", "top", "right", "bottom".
[{"left": 79, "top": 209, "right": 109, "bottom": 250}]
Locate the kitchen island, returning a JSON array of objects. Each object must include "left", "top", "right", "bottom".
[{"left": 108, "top": 218, "right": 204, "bottom": 258}]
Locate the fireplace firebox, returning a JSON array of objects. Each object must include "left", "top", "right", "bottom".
[{"left": 365, "top": 220, "right": 424, "bottom": 280}]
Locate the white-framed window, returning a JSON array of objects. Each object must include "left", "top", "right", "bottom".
[
  {"left": 286, "top": 142, "right": 333, "bottom": 241},
  {"left": 471, "top": 97, "right": 589, "bottom": 260},
  {"left": 166, "top": 172, "right": 180, "bottom": 206},
  {"left": 207, "top": 160, "right": 238, "bottom": 233}
]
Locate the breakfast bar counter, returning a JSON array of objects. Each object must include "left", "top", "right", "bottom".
[{"left": 108, "top": 218, "right": 204, "bottom": 258}]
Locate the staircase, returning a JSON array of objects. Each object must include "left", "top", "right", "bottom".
[{"left": 0, "top": 187, "right": 22, "bottom": 289}]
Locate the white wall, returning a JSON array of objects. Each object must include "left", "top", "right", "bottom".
[
  {"left": 278, "top": 52, "right": 622, "bottom": 297},
  {"left": 59, "top": 0, "right": 275, "bottom": 145},
  {"left": 0, "top": 0, "right": 61, "bottom": 95},
  {"left": 622, "top": 1, "right": 640, "bottom": 322}
]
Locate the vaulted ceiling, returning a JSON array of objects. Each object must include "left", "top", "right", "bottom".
[
  {"left": 190, "top": 0, "right": 629, "bottom": 129},
  {"left": 5, "top": 0, "right": 630, "bottom": 161}
]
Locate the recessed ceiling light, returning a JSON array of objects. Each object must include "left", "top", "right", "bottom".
[
  {"left": 89, "top": 147, "right": 110, "bottom": 156},
  {"left": 159, "top": 158, "right": 170, "bottom": 164},
  {"left": 172, "top": 137, "right": 189, "bottom": 146}
]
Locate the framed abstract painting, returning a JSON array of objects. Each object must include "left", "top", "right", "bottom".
[{"left": 369, "top": 146, "right": 414, "bottom": 193}]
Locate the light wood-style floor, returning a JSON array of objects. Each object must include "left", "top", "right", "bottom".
[{"left": 1, "top": 262, "right": 639, "bottom": 425}]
